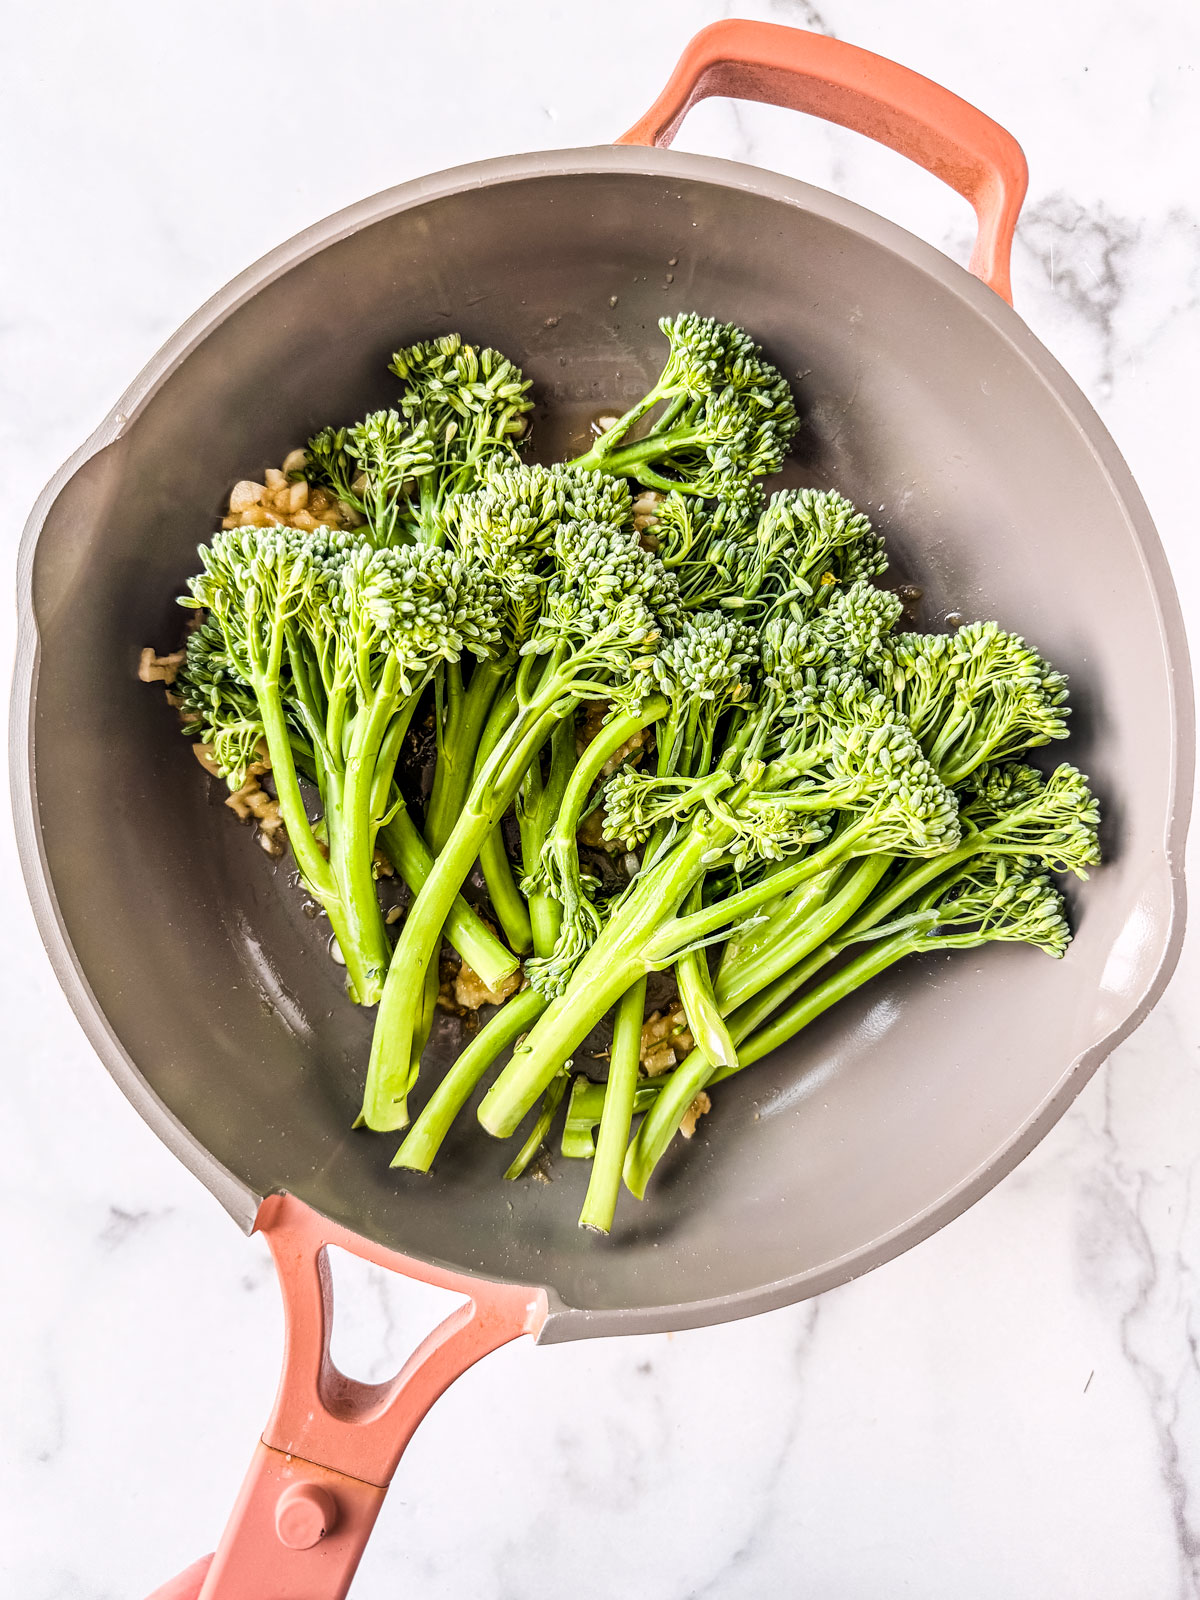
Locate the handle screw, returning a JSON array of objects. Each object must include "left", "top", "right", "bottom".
[{"left": 275, "top": 1482, "right": 339, "bottom": 1549}]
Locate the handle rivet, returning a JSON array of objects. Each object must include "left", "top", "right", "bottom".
[{"left": 276, "top": 1481, "right": 339, "bottom": 1549}]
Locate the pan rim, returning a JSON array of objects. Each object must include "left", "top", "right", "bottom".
[{"left": 10, "top": 143, "right": 1193, "bottom": 1339}]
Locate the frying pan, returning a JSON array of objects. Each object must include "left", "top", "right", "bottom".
[{"left": 11, "top": 20, "right": 1192, "bottom": 1597}]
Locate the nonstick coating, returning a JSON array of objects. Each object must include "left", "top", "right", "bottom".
[{"left": 13, "top": 148, "right": 1190, "bottom": 1341}]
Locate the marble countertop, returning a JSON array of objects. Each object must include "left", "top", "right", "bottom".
[{"left": 3, "top": 2, "right": 1199, "bottom": 1595}]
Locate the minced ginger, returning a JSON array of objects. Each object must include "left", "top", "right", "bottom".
[
  {"left": 192, "top": 741, "right": 286, "bottom": 856},
  {"left": 639, "top": 1006, "right": 695, "bottom": 1077},
  {"left": 220, "top": 450, "right": 364, "bottom": 534},
  {"left": 680, "top": 1091, "right": 711, "bottom": 1139},
  {"left": 454, "top": 961, "right": 522, "bottom": 1011},
  {"left": 138, "top": 647, "right": 185, "bottom": 685},
  {"left": 640, "top": 1005, "right": 709, "bottom": 1138}
]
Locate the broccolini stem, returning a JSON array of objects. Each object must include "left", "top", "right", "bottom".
[
  {"left": 627, "top": 864, "right": 918, "bottom": 1192},
  {"left": 542, "top": 694, "right": 669, "bottom": 880},
  {"left": 456, "top": 674, "right": 528, "bottom": 949},
  {"left": 426, "top": 658, "right": 508, "bottom": 854},
  {"left": 624, "top": 948, "right": 817, "bottom": 1199},
  {"left": 478, "top": 824, "right": 533, "bottom": 954},
  {"left": 391, "top": 985, "right": 547, "bottom": 1171},
  {"left": 518, "top": 718, "right": 577, "bottom": 959},
  {"left": 644, "top": 392, "right": 691, "bottom": 438},
  {"left": 832, "top": 837, "right": 986, "bottom": 946},
  {"left": 377, "top": 809, "right": 515, "bottom": 987},
  {"left": 562, "top": 1079, "right": 663, "bottom": 1160},
  {"left": 578, "top": 976, "right": 648, "bottom": 1233},
  {"left": 367, "top": 697, "right": 423, "bottom": 840},
  {"left": 740, "top": 846, "right": 994, "bottom": 1004},
  {"left": 473, "top": 676, "right": 536, "bottom": 953},
  {"left": 624, "top": 929, "right": 921, "bottom": 1197},
  {"left": 324, "top": 773, "right": 391, "bottom": 1004},
  {"left": 570, "top": 425, "right": 709, "bottom": 481},
  {"left": 251, "top": 665, "right": 385, "bottom": 1006},
  {"left": 712, "top": 855, "right": 892, "bottom": 1015},
  {"left": 674, "top": 881, "right": 738, "bottom": 1070},
  {"left": 624, "top": 1047, "right": 745, "bottom": 1202},
  {"left": 333, "top": 663, "right": 415, "bottom": 1001},
  {"left": 570, "top": 691, "right": 701, "bottom": 1220},
  {"left": 714, "top": 867, "right": 834, "bottom": 989},
  {"left": 642, "top": 816, "right": 880, "bottom": 967},
  {"left": 572, "top": 389, "right": 671, "bottom": 465},
  {"left": 477, "top": 827, "right": 716, "bottom": 1138},
  {"left": 518, "top": 744, "right": 564, "bottom": 959},
  {"left": 362, "top": 705, "right": 562, "bottom": 1130},
  {"left": 251, "top": 673, "right": 334, "bottom": 901},
  {"left": 530, "top": 693, "right": 669, "bottom": 969},
  {"left": 528, "top": 895, "right": 563, "bottom": 967},
  {"left": 504, "top": 1070, "right": 570, "bottom": 1182},
  {"left": 410, "top": 959, "right": 441, "bottom": 1081},
  {"left": 722, "top": 928, "right": 929, "bottom": 1071}
]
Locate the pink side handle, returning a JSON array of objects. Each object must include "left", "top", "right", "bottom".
[
  {"left": 617, "top": 18, "right": 1028, "bottom": 304},
  {"left": 147, "top": 1193, "right": 546, "bottom": 1600}
]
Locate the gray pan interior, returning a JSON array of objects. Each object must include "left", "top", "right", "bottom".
[{"left": 11, "top": 148, "right": 1191, "bottom": 1342}]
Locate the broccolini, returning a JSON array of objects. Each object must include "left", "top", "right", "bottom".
[{"left": 151, "top": 311, "right": 1101, "bottom": 1239}]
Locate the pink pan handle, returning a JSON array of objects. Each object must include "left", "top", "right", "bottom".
[
  {"left": 147, "top": 1193, "right": 546, "bottom": 1600},
  {"left": 617, "top": 18, "right": 1028, "bottom": 304}
]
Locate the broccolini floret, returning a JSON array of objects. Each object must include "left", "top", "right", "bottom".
[
  {"left": 304, "top": 335, "right": 534, "bottom": 548},
  {"left": 571, "top": 314, "right": 799, "bottom": 497},
  {"left": 177, "top": 523, "right": 507, "bottom": 1006}
]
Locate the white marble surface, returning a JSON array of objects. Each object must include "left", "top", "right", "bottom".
[{"left": 3, "top": 1, "right": 1199, "bottom": 1595}]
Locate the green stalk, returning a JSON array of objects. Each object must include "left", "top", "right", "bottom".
[
  {"left": 570, "top": 386, "right": 673, "bottom": 466},
  {"left": 472, "top": 676, "right": 534, "bottom": 954},
  {"left": 539, "top": 694, "right": 668, "bottom": 891},
  {"left": 250, "top": 657, "right": 392, "bottom": 1006},
  {"left": 574, "top": 690, "right": 706, "bottom": 1211},
  {"left": 640, "top": 816, "right": 883, "bottom": 968},
  {"left": 362, "top": 705, "right": 561, "bottom": 1129},
  {"left": 526, "top": 694, "right": 668, "bottom": 994},
  {"left": 562, "top": 1079, "right": 663, "bottom": 1160},
  {"left": 674, "top": 882, "right": 738, "bottom": 1069},
  {"left": 713, "top": 856, "right": 892, "bottom": 1015},
  {"left": 388, "top": 721, "right": 579, "bottom": 1171},
  {"left": 528, "top": 895, "right": 563, "bottom": 970},
  {"left": 645, "top": 392, "right": 691, "bottom": 436},
  {"left": 624, "top": 929, "right": 925, "bottom": 1198},
  {"left": 478, "top": 825, "right": 533, "bottom": 954},
  {"left": 721, "top": 928, "right": 931, "bottom": 1069},
  {"left": 477, "top": 827, "right": 716, "bottom": 1138},
  {"left": 578, "top": 976, "right": 648, "bottom": 1233},
  {"left": 571, "top": 423, "right": 709, "bottom": 485},
  {"left": 718, "top": 849, "right": 990, "bottom": 1009},
  {"left": 623, "top": 942, "right": 836, "bottom": 1198},
  {"left": 410, "top": 958, "right": 442, "bottom": 1089},
  {"left": 741, "top": 828, "right": 1021, "bottom": 1009},
  {"left": 250, "top": 672, "right": 334, "bottom": 901},
  {"left": 328, "top": 664, "right": 409, "bottom": 1006},
  {"left": 518, "top": 717, "right": 579, "bottom": 960},
  {"left": 377, "top": 809, "right": 514, "bottom": 989},
  {"left": 366, "top": 697, "right": 422, "bottom": 842},
  {"left": 391, "top": 986, "right": 547, "bottom": 1171},
  {"left": 834, "top": 838, "right": 986, "bottom": 945},
  {"left": 426, "top": 657, "right": 518, "bottom": 1021},
  {"left": 427, "top": 658, "right": 508, "bottom": 852},
  {"left": 715, "top": 868, "right": 833, "bottom": 986},
  {"left": 504, "top": 1072, "right": 570, "bottom": 1182}
]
